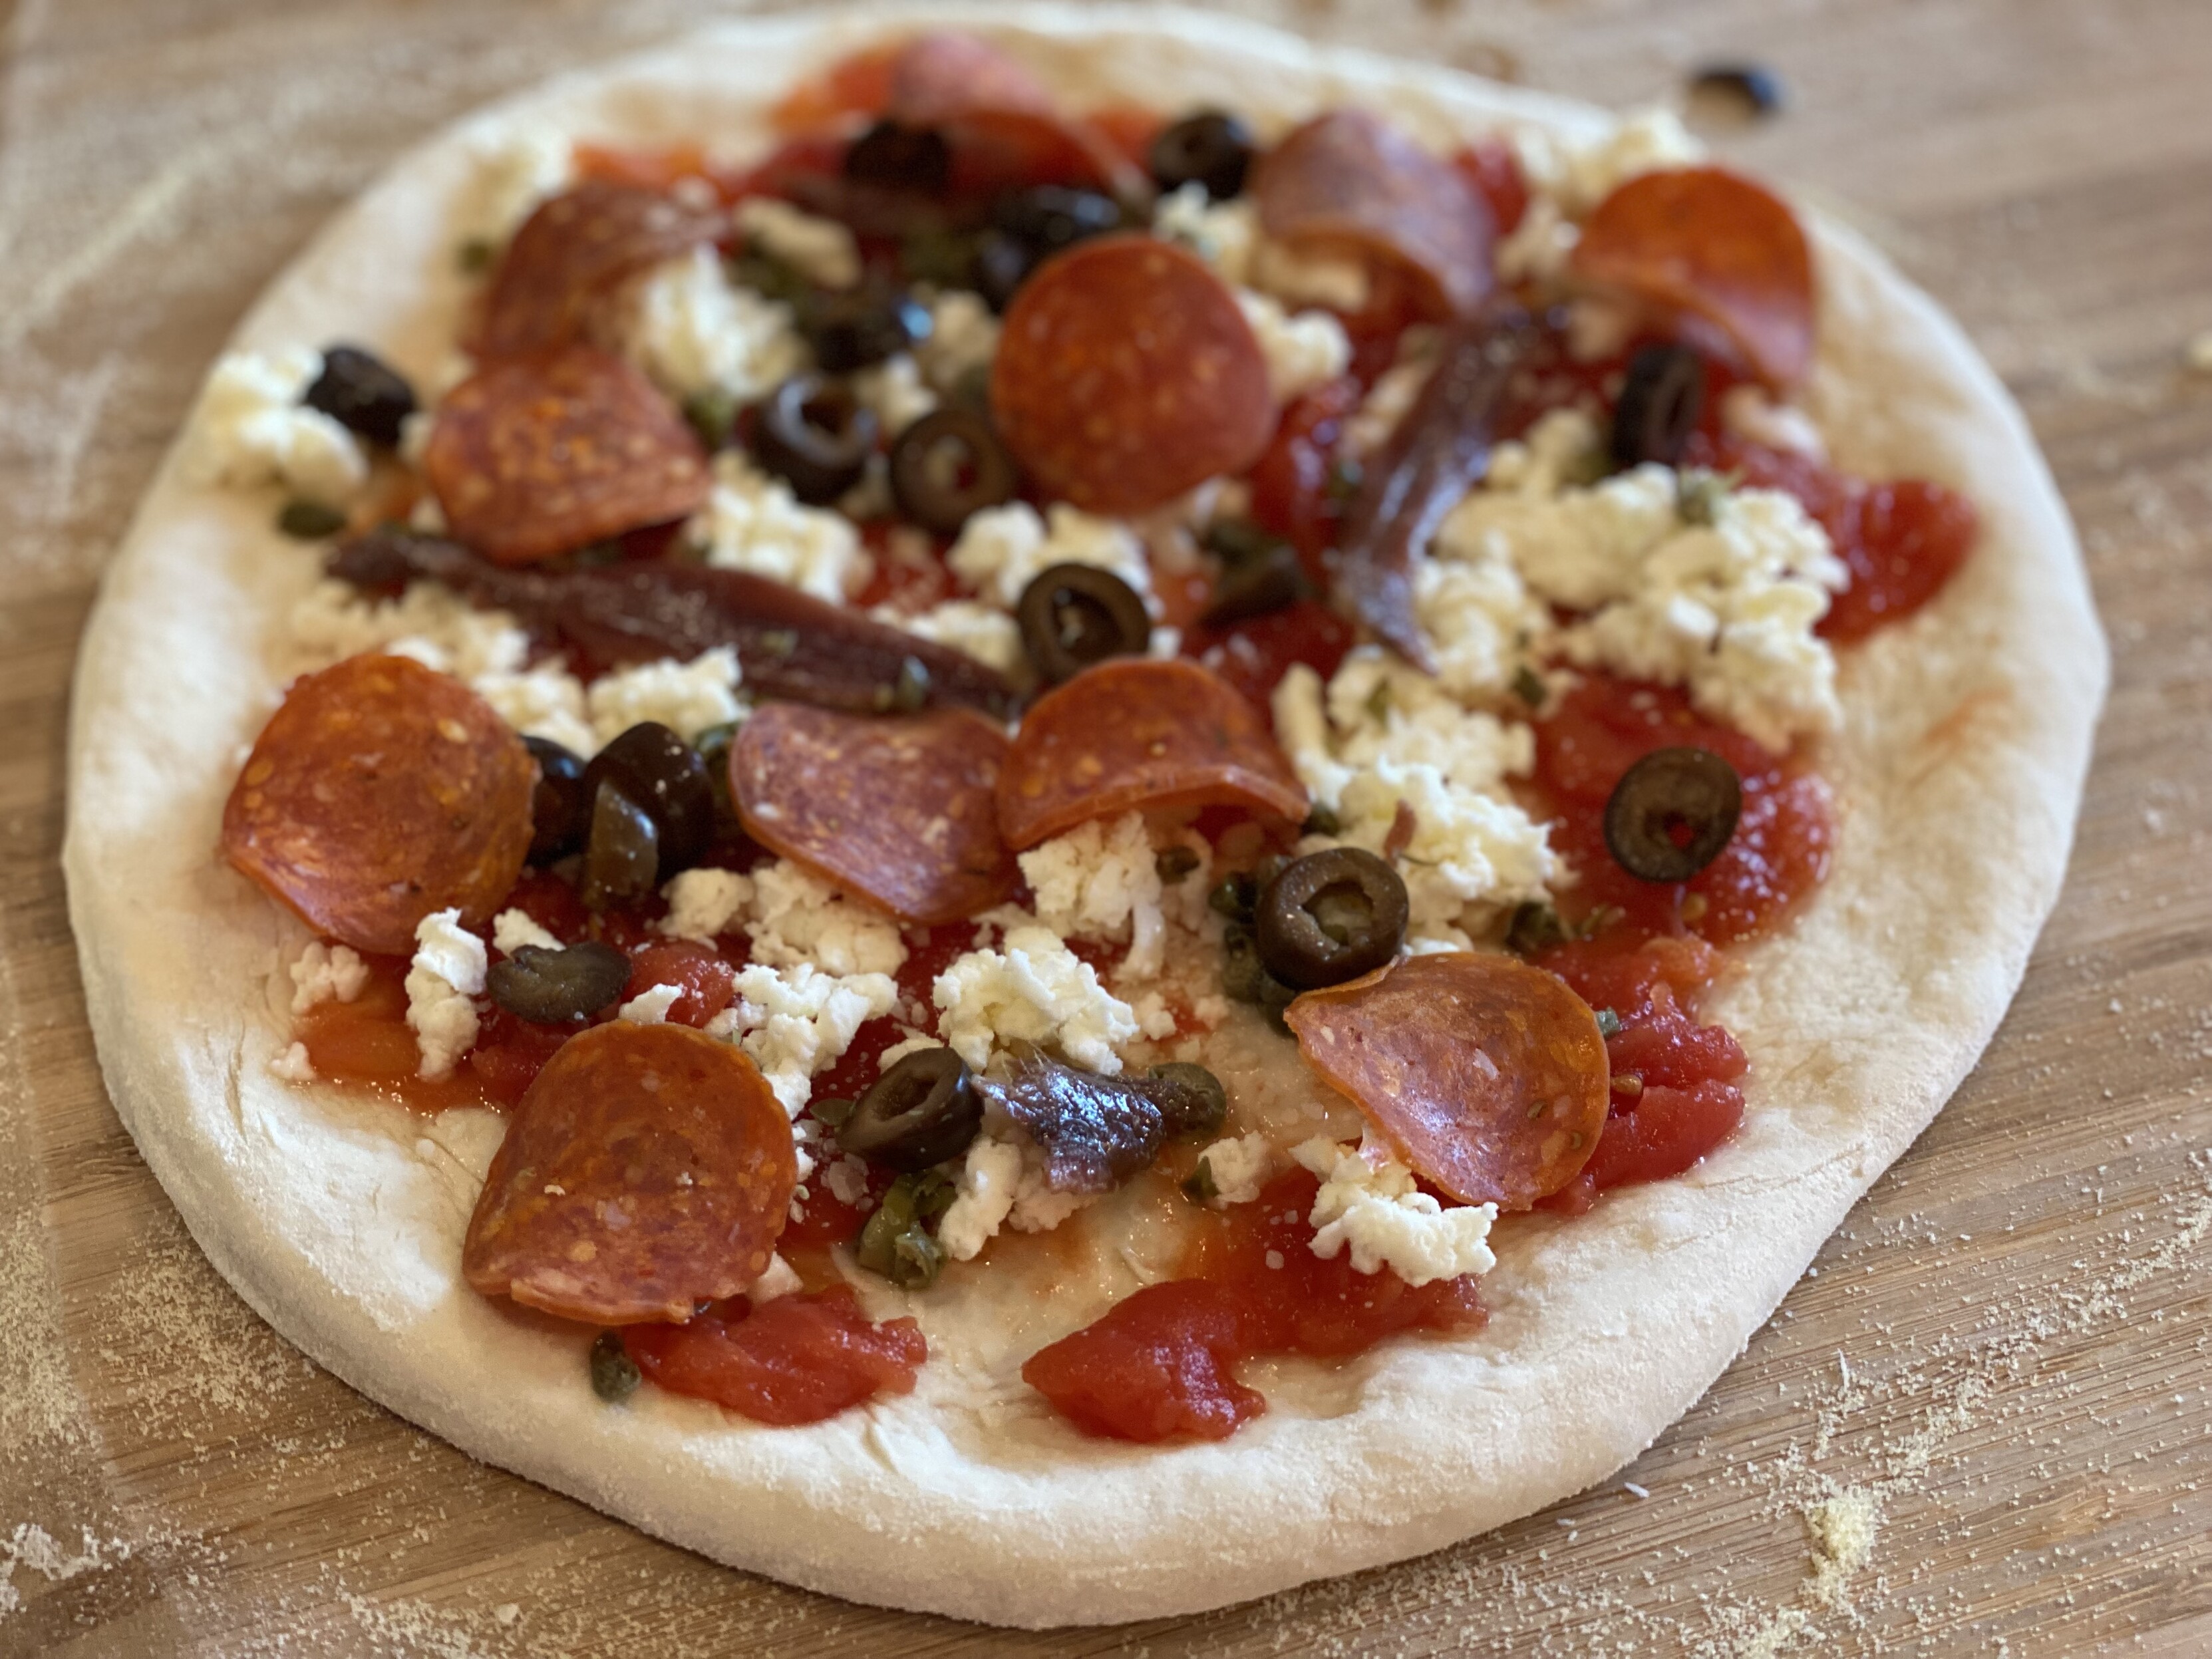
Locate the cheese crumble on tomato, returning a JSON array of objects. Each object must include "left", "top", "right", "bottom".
[
  {"left": 1293, "top": 1137, "right": 1499, "bottom": 1286},
  {"left": 404, "top": 908, "right": 487, "bottom": 1081}
]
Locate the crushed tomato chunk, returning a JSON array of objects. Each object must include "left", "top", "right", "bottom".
[{"left": 622, "top": 1284, "right": 926, "bottom": 1426}]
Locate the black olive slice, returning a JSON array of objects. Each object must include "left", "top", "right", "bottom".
[
  {"left": 304, "top": 345, "right": 417, "bottom": 448},
  {"left": 1602, "top": 746, "right": 1743, "bottom": 883},
  {"left": 1016, "top": 563, "right": 1152, "bottom": 685},
  {"left": 582, "top": 722, "right": 716, "bottom": 877},
  {"left": 800, "top": 285, "right": 933, "bottom": 375},
  {"left": 973, "top": 231, "right": 1034, "bottom": 313},
  {"left": 1202, "top": 540, "right": 1312, "bottom": 626},
  {"left": 991, "top": 186, "right": 1122, "bottom": 260},
  {"left": 843, "top": 119, "right": 952, "bottom": 192},
  {"left": 578, "top": 780, "right": 661, "bottom": 910},
  {"left": 887, "top": 407, "right": 1020, "bottom": 536},
  {"left": 524, "top": 736, "right": 591, "bottom": 863},
  {"left": 1148, "top": 111, "right": 1257, "bottom": 200},
  {"left": 487, "top": 941, "right": 631, "bottom": 1024},
  {"left": 751, "top": 373, "right": 879, "bottom": 504},
  {"left": 1611, "top": 343, "right": 1707, "bottom": 468},
  {"left": 1255, "top": 847, "right": 1410, "bottom": 990},
  {"left": 837, "top": 1047, "right": 982, "bottom": 1172}
]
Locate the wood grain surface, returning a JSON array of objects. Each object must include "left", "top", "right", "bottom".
[{"left": 5, "top": 1, "right": 2211, "bottom": 1653}]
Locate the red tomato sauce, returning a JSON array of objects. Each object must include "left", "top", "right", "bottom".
[
  {"left": 623, "top": 1284, "right": 926, "bottom": 1426},
  {"left": 295, "top": 953, "right": 491, "bottom": 1114}
]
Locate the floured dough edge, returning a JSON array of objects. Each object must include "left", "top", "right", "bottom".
[{"left": 61, "top": 1, "right": 2106, "bottom": 1628}]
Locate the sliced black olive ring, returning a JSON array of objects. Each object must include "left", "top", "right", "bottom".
[
  {"left": 1255, "top": 847, "right": 1411, "bottom": 990},
  {"left": 991, "top": 184, "right": 1123, "bottom": 257},
  {"left": 843, "top": 119, "right": 952, "bottom": 192},
  {"left": 581, "top": 722, "right": 716, "bottom": 877},
  {"left": 888, "top": 407, "right": 1020, "bottom": 536},
  {"left": 577, "top": 780, "right": 661, "bottom": 910},
  {"left": 488, "top": 941, "right": 631, "bottom": 1024},
  {"left": 1611, "top": 343, "right": 1707, "bottom": 469},
  {"left": 524, "top": 735, "right": 592, "bottom": 864},
  {"left": 1147, "top": 110, "right": 1257, "bottom": 201},
  {"left": 801, "top": 285, "right": 933, "bottom": 375},
  {"left": 836, "top": 1047, "right": 983, "bottom": 1171},
  {"left": 752, "top": 373, "right": 879, "bottom": 505},
  {"left": 1602, "top": 746, "right": 1744, "bottom": 883},
  {"left": 1017, "top": 563, "right": 1152, "bottom": 686}
]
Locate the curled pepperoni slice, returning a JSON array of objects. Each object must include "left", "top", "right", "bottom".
[
  {"left": 623, "top": 1285, "right": 926, "bottom": 1426},
  {"left": 730, "top": 703, "right": 1017, "bottom": 925},
  {"left": 462, "top": 1022, "right": 798, "bottom": 1326},
  {"left": 1253, "top": 110, "right": 1496, "bottom": 320},
  {"left": 884, "top": 31, "right": 1055, "bottom": 122},
  {"left": 480, "top": 180, "right": 723, "bottom": 360},
  {"left": 991, "top": 235, "right": 1273, "bottom": 516},
  {"left": 1570, "top": 166, "right": 1814, "bottom": 390},
  {"left": 221, "top": 654, "right": 534, "bottom": 957},
  {"left": 882, "top": 32, "right": 1145, "bottom": 200},
  {"left": 424, "top": 346, "right": 710, "bottom": 566},
  {"left": 1283, "top": 952, "right": 1610, "bottom": 1210},
  {"left": 997, "top": 659, "right": 1307, "bottom": 851}
]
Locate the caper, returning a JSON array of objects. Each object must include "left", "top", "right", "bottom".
[
  {"left": 1201, "top": 518, "right": 1288, "bottom": 566},
  {"left": 1148, "top": 111, "right": 1257, "bottom": 201},
  {"left": 683, "top": 388, "right": 739, "bottom": 452},
  {"left": 1156, "top": 845, "right": 1201, "bottom": 883},
  {"left": 1504, "top": 899, "right": 1573, "bottom": 958},
  {"left": 1301, "top": 802, "right": 1342, "bottom": 838},
  {"left": 750, "top": 373, "right": 879, "bottom": 505},
  {"left": 578, "top": 780, "right": 661, "bottom": 910},
  {"left": 589, "top": 1330, "right": 641, "bottom": 1403},
  {"left": 1601, "top": 746, "right": 1743, "bottom": 883},
  {"left": 1208, "top": 873, "right": 1258, "bottom": 921},
  {"left": 1254, "top": 847, "right": 1410, "bottom": 990},
  {"left": 1219, "top": 921, "right": 1265, "bottom": 1002},
  {"left": 844, "top": 119, "right": 952, "bottom": 192},
  {"left": 488, "top": 941, "right": 631, "bottom": 1024},
  {"left": 836, "top": 1047, "right": 982, "bottom": 1171},
  {"left": 1611, "top": 343, "right": 1707, "bottom": 468},
  {"left": 1202, "top": 540, "right": 1311, "bottom": 626},
  {"left": 1146, "top": 1062, "right": 1227, "bottom": 1138},
  {"left": 581, "top": 722, "right": 716, "bottom": 878},
  {"left": 304, "top": 345, "right": 417, "bottom": 448},
  {"left": 887, "top": 406, "right": 1020, "bottom": 536},
  {"left": 523, "top": 736, "right": 591, "bottom": 864},
  {"left": 1017, "top": 563, "right": 1152, "bottom": 686},
  {"left": 276, "top": 500, "right": 349, "bottom": 540},
  {"left": 1182, "top": 1158, "right": 1221, "bottom": 1205}
]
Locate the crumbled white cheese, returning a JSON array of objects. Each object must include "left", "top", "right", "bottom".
[
  {"left": 1018, "top": 812, "right": 1168, "bottom": 982},
  {"left": 1235, "top": 289, "right": 1352, "bottom": 404},
  {"left": 1440, "top": 462, "right": 1686, "bottom": 614},
  {"left": 947, "top": 502, "right": 1152, "bottom": 611},
  {"left": 916, "top": 290, "right": 1001, "bottom": 393},
  {"left": 625, "top": 245, "right": 807, "bottom": 404},
  {"left": 822, "top": 1155, "right": 873, "bottom": 1207},
  {"left": 1275, "top": 651, "right": 1537, "bottom": 808},
  {"left": 745, "top": 859, "right": 907, "bottom": 978},
  {"left": 852, "top": 353, "right": 937, "bottom": 438},
  {"left": 1293, "top": 1137, "right": 1498, "bottom": 1286},
  {"left": 712, "top": 963, "right": 899, "bottom": 1116},
  {"left": 585, "top": 647, "right": 743, "bottom": 746},
  {"left": 1486, "top": 408, "right": 1605, "bottom": 498},
  {"left": 269, "top": 1042, "right": 317, "bottom": 1084},
  {"left": 1513, "top": 107, "right": 1705, "bottom": 218},
  {"left": 491, "top": 909, "right": 560, "bottom": 955},
  {"left": 1151, "top": 183, "right": 1258, "bottom": 285},
  {"left": 1495, "top": 192, "right": 1577, "bottom": 287},
  {"left": 1193, "top": 1132, "right": 1278, "bottom": 1207},
  {"left": 474, "top": 663, "right": 597, "bottom": 758},
  {"left": 289, "top": 577, "right": 531, "bottom": 680},
  {"left": 1250, "top": 235, "right": 1371, "bottom": 314},
  {"left": 404, "top": 908, "right": 486, "bottom": 1081},
  {"left": 289, "top": 940, "right": 369, "bottom": 1015},
  {"left": 618, "top": 982, "right": 685, "bottom": 1025},
  {"left": 1720, "top": 384, "right": 1828, "bottom": 461},
  {"left": 1416, "top": 553, "right": 1553, "bottom": 703},
  {"left": 734, "top": 196, "right": 862, "bottom": 289},
  {"left": 878, "top": 598, "right": 1028, "bottom": 679},
  {"left": 935, "top": 1130, "right": 1095, "bottom": 1259},
  {"left": 658, "top": 867, "right": 754, "bottom": 947},
  {"left": 933, "top": 925, "right": 1140, "bottom": 1075},
  {"left": 686, "top": 451, "right": 869, "bottom": 603},
  {"left": 874, "top": 1032, "right": 943, "bottom": 1072},
  {"left": 748, "top": 1253, "right": 803, "bottom": 1303},
  {"left": 464, "top": 126, "right": 573, "bottom": 245},
  {"left": 1344, "top": 760, "right": 1558, "bottom": 942},
  {"left": 189, "top": 349, "right": 368, "bottom": 506},
  {"left": 1343, "top": 353, "right": 1433, "bottom": 458}
]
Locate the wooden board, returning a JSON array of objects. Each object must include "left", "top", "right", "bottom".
[{"left": 5, "top": 1, "right": 2211, "bottom": 1652}]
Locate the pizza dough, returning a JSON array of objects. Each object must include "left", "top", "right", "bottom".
[{"left": 61, "top": 4, "right": 2106, "bottom": 1627}]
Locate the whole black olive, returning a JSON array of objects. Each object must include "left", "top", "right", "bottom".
[
  {"left": 524, "top": 736, "right": 591, "bottom": 863},
  {"left": 487, "top": 941, "right": 631, "bottom": 1024},
  {"left": 973, "top": 231, "right": 1034, "bottom": 313},
  {"left": 1611, "top": 343, "right": 1707, "bottom": 468},
  {"left": 581, "top": 722, "right": 716, "bottom": 877},
  {"left": 304, "top": 345, "right": 417, "bottom": 448},
  {"left": 843, "top": 119, "right": 952, "bottom": 192},
  {"left": 1255, "top": 847, "right": 1410, "bottom": 990},
  {"left": 837, "top": 1047, "right": 982, "bottom": 1171},
  {"left": 1148, "top": 111, "right": 1257, "bottom": 201},
  {"left": 1602, "top": 746, "right": 1742, "bottom": 883},
  {"left": 888, "top": 407, "right": 1021, "bottom": 536},
  {"left": 1202, "top": 540, "right": 1312, "bottom": 625},
  {"left": 577, "top": 780, "right": 660, "bottom": 910},
  {"left": 1017, "top": 563, "right": 1152, "bottom": 685},
  {"left": 752, "top": 373, "right": 879, "bottom": 505},
  {"left": 991, "top": 186, "right": 1123, "bottom": 260},
  {"left": 801, "top": 285, "right": 933, "bottom": 375}
]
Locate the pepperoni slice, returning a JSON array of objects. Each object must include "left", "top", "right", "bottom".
[
  {"left": 730, "top": 704, "right": 1017, "bottom": 925},
  {"left": 882, "top": 32, "right": 1145, "bottom": 200},
  {"left": 997, "top": 659, "right": 1307, "bottom": 851},
  {"left": 1253, "top": 110, "right": 1496, "bottom": 321},
  {"left": 991, "top": 235, "right": 1273, "bottom": 516},
  {"left": 480, "top": 180, "right": 724, "bottom": 361},
  {"left": 622, "top": 1285, "right": 927, "bottom": 1427},
  {"left": 1283, "top": 953, "right": 1610, "bottom": 1210},
  {"left": 462, "top": 1022, "right": 798, "bottom": 1325},
  {"left": 424, "top": 346, "right": 710, "bottom": 566},
  {"left": 221, "top": 654, "right": 535, "bottom": 957},
  {"left": 1570, "top": 166, "right": 1815, "bottom": 390},
  {"left": 883, "top": 31, "right": 1055, "bottom": 122}
]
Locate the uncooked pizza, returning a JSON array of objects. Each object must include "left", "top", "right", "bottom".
[{"left": 64, "top": 7, "right": 2104, "bottom": 1626}]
